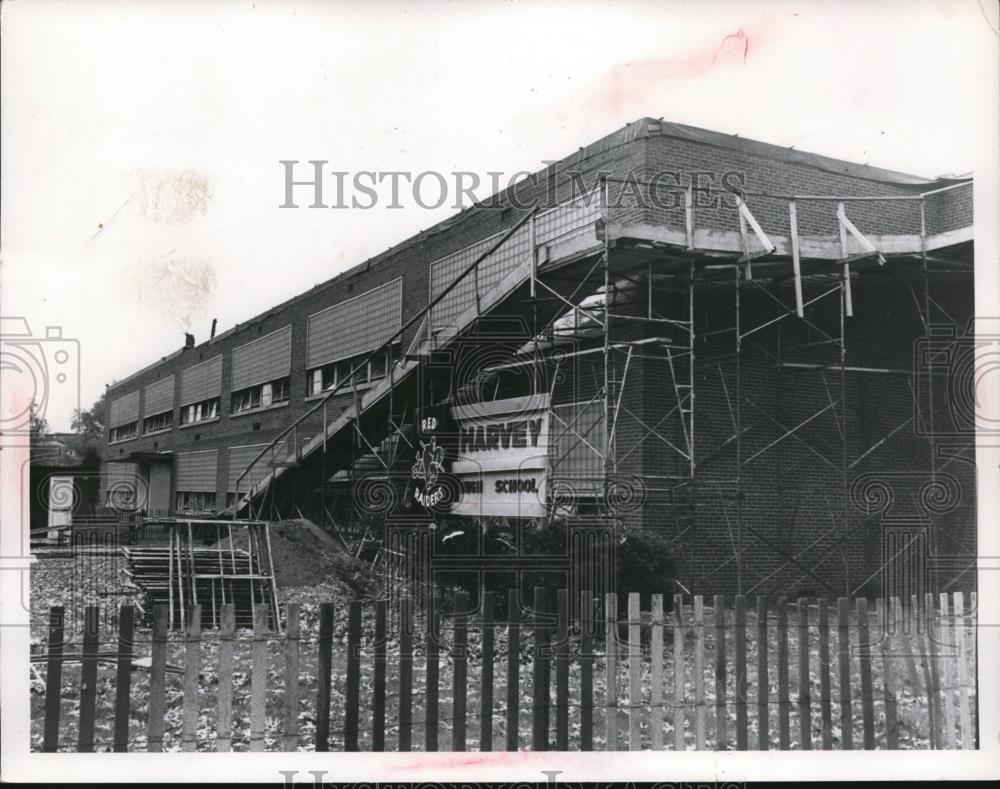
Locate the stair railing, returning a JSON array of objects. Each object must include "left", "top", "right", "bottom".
[{"left": 232, "top": 202, "right": 541, "bottom": 518}]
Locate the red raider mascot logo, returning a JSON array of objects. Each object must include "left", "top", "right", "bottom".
[{"left": 411, "top": 436, "right": 447, "bottom": 508}]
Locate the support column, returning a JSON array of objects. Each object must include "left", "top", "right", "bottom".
[
  {"left": 735, "top": 259, "right": 743, "bottom": 595},
  {"left": 840, "top": 259, "right": 850, "bottom": 596}
]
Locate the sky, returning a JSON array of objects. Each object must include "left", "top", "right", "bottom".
[{"left": 2, "top": 0, "right": 998, "bottom": 431}]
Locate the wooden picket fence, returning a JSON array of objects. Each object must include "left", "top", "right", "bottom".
[{"left": 35, "top": 590, "right": 977, "bottom": 752}]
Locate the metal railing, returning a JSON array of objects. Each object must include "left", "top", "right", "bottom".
[{"left": 232, "top": 202, "right": 548, "bottom": 515}]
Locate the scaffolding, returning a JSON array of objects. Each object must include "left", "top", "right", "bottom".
[
  {"left": 229, "top": 168, "right": 974, "bottom": 599},
  {"left": 537, "top": 175, "right": 973, "bottom": 597}
]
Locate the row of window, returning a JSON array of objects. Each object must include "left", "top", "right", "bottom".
[
  {"left": 111, "top": 410, "right": 174, "bottom": 442},
  {"left": 111, "top": 348, "right": 399, "bottom": 441},
  {"left": 180, "top": 397, "right": 220, "bottom": 426},
  {"left": 307, "top": 348, "right": 395, "bottom": 396},
  {"left": 157, "top": 491, "right": 252, "bottom": 514},
  {"left": 109, "top": 422, "right": 138, "bottom": 443},
  {"left": 175, "top": 491, "right": 217, "bottom": 514},
  {"left": 232, "top": 377, "right": 290, "bottom": 414},
  {"left": 143, "top": 411, "right": 173, "bottom": 434}
]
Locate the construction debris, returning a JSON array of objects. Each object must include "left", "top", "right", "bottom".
[{"left": 122, "top": 519, "right": 280, "bottom": 631}]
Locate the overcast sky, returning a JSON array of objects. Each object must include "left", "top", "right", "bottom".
[{"left": 2, "top": 0, "right": 997, "bottom": 430}]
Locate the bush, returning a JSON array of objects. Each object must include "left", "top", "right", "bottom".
[
  {"left": 613, "top": 526, "right": 677, "bottom": 610},
  {"left": 368, "top": 517, "right": 678, "bottom": 617}
]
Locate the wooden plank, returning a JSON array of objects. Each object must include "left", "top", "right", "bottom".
[
  {"left": 685, "top": 185, "right": 694, "bottom": 248},
  {"left": 939, "top": 592, "right": 956, "bottom": 748},
  {"left": 481, "top": 591, "right": 496, "bottom": 751},
  {"left": 424, "top": 597, "right": 440, "bottom": 752},
  {"left": 651, "top": 594, "right": 664, "bottom": 750},
  {"left": 925, "top": 592, "right": 943, "bottom": 750},
  {"left": 605, "top": 592, "right": 618, "bottom": 751},
  {"left": 962, "top": 592, "right": 980, "bottom": 748},
  {"left": 250, "top": 606, "right": 268, "bottom": 752},
  {"left": 542, "top": 589, "right": 552, "bottom": 747},
  {"left": 217, "top": 604, "right": 236, "bottom": 752},
  {"left": 78, "top": 606, "right": 100, "bottom": 753},
  {"left": 789, "top": 200, "right": 804, "bottom": 317},
  {"left": 913, "top": 593, "right": 935, "bottom": 748},
  {"left": 837, "top": 597, "right": 853, "bottom": 750},
  {"left": 556, "top": 589, "right": 569, "bottom": 751},
  {"left": 798, "top": 598, "right": 812, "bottom": 750},
  {"left": 315, "top": 602, "right": 334, "bottom": 752},
  {"left": 818, "top": 598, "right": 832, "bottom": 749},
  {"left": 372, "top": 600, "right": 387, "bottom": 752},
  {"left": 399, "top": 596, "right": 414, "bottom": 752},
  {"left": 756, "top": 596, "right": 769, "bottom": 751},
  {"left": 628, "top": 592, "right": 641, "bottom": 751},
  {"left": 580, "top": 590, "right": 594, "bottom": 752},
  {"left": 693, "top": 595, "right": 706, "bottom": 750},
  {"left": 738, "top": 199, "right": 750, "bottom": 263},
  {"left": 953, "top": 592, "right": 973, "bottom": 749},
  {"left": 777, "top": 597, "right": 790, "bottom": 750},
  {"left": 282, "top": 603, "right": 301, "bottom": 752},
  {"left": 147, "top": 604, "right": 169, "bottom": 752},
  {"left": 897, "top": 594, "right": 924, "bottom": 697},
  {"left": 113, "top": 605, "right": 135, "bottom": 753},
  {"left": 881, "top": 598, "right": 899, "bottom": 750},
  {"left": 674, "top": 593, "right": 686, "bottom": 751},
  {"left": 837, "top": 201, "right": 855, "bottom": 315},
  {"left": 532, "top": 587, "right": 547, "bottom": 751},
  {"left": 453, "top": 592, "right": 469, "bottom": 752},
  {"left": 734, "top": 595, "right": 747, "bottom": 750},
  {"left": 42, "top": 606, "right": 65, "bottom": 753},
  {"left": 713, "top": 595, "right": 727, "bottom": 750},
  {"left": 344, "top": 600, "right": 362, "bottom": 751},
  {"left": 505, "top": 589, "right": 521, "bottom": 751},
  {"left": 857, "top": 598, "right": 874, "bottom": 749},
  {"left": 181, "top": 605, "right": 202, "bottom": 753}
]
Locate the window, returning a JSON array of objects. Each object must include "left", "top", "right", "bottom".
[
  {"left": 369, "top": 351, "right": 387, "bottom": 380},
  {"left": 306, "top": 348, "right": 396, "bottom": 396},
  {"left": 180, "top": 397, "right": 220, "bottom": 426},
  {"left": 175, "top": 490, "right": 216, "bottom": 514},
  {"left": 338, "top": 358, "right": 360, "bottom": 385},
  {"left": 231, "top": 376, "right": 289, "bottom": 415},
  {"left": 109, "top": 421, "right": 138, "bottom": 442},
  {"left": 143, "top": 410, "right": 173, "bottom": 434}
]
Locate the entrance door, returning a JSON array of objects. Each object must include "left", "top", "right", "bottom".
[
  {"left": 47, "top": 475, "right": 74, "bottom": 540},
  {"left": 148, "top": 462, "right": 172, "bottom": 516}
]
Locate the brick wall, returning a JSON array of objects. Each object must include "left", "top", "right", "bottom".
[
  {"left": 924, "top": 183, "right": 974, "bottom": 235},
  {"left": 102, "top": 123, "right": 651, "bottom": 503},
  {"left": 630, "top": 272, "right": 975, "bottom": 597}
]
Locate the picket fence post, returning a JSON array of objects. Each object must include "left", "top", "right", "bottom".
[
  {"left": 283, "top": 603, "right": 301, "bottom": 752},
  {"left": 113, "top": 605, "right": 135, "bottom": 752},
  {"left": 147, "top": 604, "right": 169, "bottom": 753},
  {"left": 650, "top": 594, "right": 664, "bottom": 750},
  {"left": 181, "top": 604, "right": 201, "bottom": 753},
  {"left": 481, "top": 591, "right": 496, "bottom": 751}
]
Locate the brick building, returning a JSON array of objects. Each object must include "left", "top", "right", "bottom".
[{"left": 101, "top": 118, "right": 975, "bottom": 598}]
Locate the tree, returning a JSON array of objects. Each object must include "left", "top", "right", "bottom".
[
  {"left": 67, "top": 391, "right": 107, "bottom": 468},
  {"left": 29, "top": 403, "right": 50, "bottom": 454}
]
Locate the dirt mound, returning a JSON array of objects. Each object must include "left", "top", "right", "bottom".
[{"left": 217, "top": 519, "right": 378, "bottom": 596}]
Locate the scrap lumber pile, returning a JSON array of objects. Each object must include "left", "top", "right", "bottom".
[{"left": 123, "top": 544, "right": 275, "bottom": 629}]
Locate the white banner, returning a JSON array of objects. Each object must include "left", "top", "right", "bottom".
[{"left": 449, "top": 394, "right": 549, "bottom": 518}]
